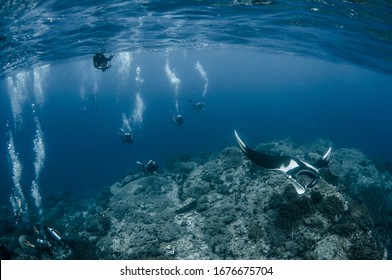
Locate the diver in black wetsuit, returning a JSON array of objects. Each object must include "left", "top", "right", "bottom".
[
  {"left": 118, "top": 128, "right": 134, "bottom": 144},
  {"left": 172, "top": 114, "right": 184, "bottom": 125},
  {"left": 188, "top": 100, "right": 205, "bottom": 110},
  {"left": 93, "top": 53, "right": 114, "bottom": 72},
  {"left": 136, "top": 160, "right": 158, "bottom": 175},
  {"left": 20, "top": 225, "right": 75, "bottom": 259}
]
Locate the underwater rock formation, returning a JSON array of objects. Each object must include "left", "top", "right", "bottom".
[
  {"left": 4, "top": 139, "right": 392, "bottom": 259},
  {"left": 92, "top": 140, "right": 391, "bottom": 260}
]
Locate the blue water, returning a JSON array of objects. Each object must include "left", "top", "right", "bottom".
[{"left": 1, "top": 0, "right": 392, "bottom": 210}]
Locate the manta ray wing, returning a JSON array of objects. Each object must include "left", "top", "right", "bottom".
[
  {"left": 313, "top": 147, "right": 332, "bottom": 169},
  {"left": 234, "top": 130, "right": 292, "bottom": 170}
]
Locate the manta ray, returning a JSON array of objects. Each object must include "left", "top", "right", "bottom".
[{"left": 234, "top": 130, "right": 331, "bottom": 194}]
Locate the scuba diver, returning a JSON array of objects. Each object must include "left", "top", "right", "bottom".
[
  {"left": 118, "top": 127, "right": 134, "bottom": 144},
  {"left": 93, "top": 53, "right": 114, "bottom": 72},
  {"left": 136, "top": 160, "right": 158, "bottom": 175},
  {"left": 188, "top": 100, "right": 205, "bottom": 110},
  {"left": 19, "top": 225, "right": 75, "bottom": 259},
  {"left": 43, "top": 226, "right": 68, "bottom": 248},
  {"left": 172, "top": 114, "right": 184, "bottom": 126}
]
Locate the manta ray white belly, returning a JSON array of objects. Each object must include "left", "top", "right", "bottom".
[{"left": 277, "top": 159, "right": 299, "bottom": 173}]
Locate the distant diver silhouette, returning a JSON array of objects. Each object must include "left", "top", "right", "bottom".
[
  {"left": 188, "top": 100, "right": 205, "bottom": 110},
  {"left": 136, "top": 160, "right": 158, "bottom": 175},
  {"left": 93, "top": 53, "right": 114, "bottom": 72},
  {"left": 234, "top": 130, "right": 331, "bottom": 194},
  {"left": 118, "top": 128, "right": 134, "bottom": 144},
  {"left": 172, "top": 114, "right": 184, "bottom": 125}
]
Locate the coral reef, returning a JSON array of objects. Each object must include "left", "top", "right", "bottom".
[{"left": 2, "top": 139, "right": 392, "bottom": 259}]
